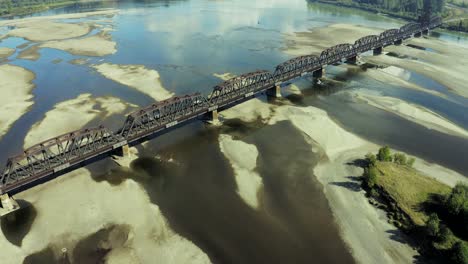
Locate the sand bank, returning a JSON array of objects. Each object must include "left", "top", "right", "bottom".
[
  {"left": 0, "top": 167, "right": 210, "bottom": 264},
  {"left": 351, "top": 90, "right": 468, "bottom": 138},
  {"left": 92, "top": 63, "right": 174, "bottom": 101},
  {"left": 268, "top": 105, "right": 419, "bottom": 263},
  {"left": 0, "top": 10, "right": 118, "bottom": 27},
  {"left": 364, "top": 36, "right": 468, "bottom": 98},
  {"left": 284, "top": 24, "right": 382, "bottom": 56},
  {"left": 0, "top": 64, "right": 35, "bottom": 140},
  {"left": 40, "top": 31, "right": 117, "bottom": 57},
  {"left": 213, "top": 72, "right": 236, "bottom": 81},
  {"left": 17, "top": 45, "right": 40, "bottom": 61},
  {"left": 6, "top": 21, "right": 90, "bottom": 42},
  {"left": 219, "top": 99, "right": 468, "bottom": 263},
  {"left": 23, "top": 94, "right": 136, "bottom": 148},
  {"left": 221, "top": 98, "right": 273, "bottom": 123},
  {"left": 363, "top": 66, "right": 446, "bottom": 98},
  {"left": 219, "top": 134, "right": 263, "bottom": 208},
  {"left": 0, "top": 47, "right": 14, "bottom": 59}
]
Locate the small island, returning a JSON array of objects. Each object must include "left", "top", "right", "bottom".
[{"left": 361, "top": 146, "right": 468, "bottom": 263}]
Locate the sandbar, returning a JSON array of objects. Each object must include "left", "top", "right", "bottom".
[
  {"left": 0, "top": 47, "right": 14, "bottom": 59},
  {"left": 0, "top": 64, "right": 35, "bottom": 140},
  {"left": 92, "top": 63, "right": 174, "bottom": 101},
  {"left": 40, "top": 31, "right": 117, "bottom": 57},
  {"left": 219, "top": 134, "right": 263, "bottom": 208}
]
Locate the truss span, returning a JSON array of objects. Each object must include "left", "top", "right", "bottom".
[
  {"left": 0, "top": 17, "right": 443, "bottom": 195},
  {"left": 120, "top": 93, "right": 209, "bottom": 141},
  {"left": 208, "top": 70, "right": 273, "bottom": 106},
  {"left": 1, "top": 126, "right": 121, "bottom": 194}
]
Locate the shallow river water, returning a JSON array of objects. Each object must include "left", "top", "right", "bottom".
[{"left": 1, "top": 0, "right": 468, "bottom": 263}]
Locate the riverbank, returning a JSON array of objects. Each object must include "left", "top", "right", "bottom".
[{"left": 360, "top": 149, "right": 468, "bottom": 262}]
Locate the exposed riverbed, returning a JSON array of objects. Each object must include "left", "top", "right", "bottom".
[{"left": 0, "top": 0, "right": 467, "bottom": 263}]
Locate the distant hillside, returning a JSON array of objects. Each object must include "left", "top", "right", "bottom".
[
  {"left": 0, "top": 0, "right": 81, "bottom": 16},
  {"left": 310, "top": 0, "right": 445, "bottom": 20}
]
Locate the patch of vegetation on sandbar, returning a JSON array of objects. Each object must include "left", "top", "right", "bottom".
[{"left": 362, "top": 146, "right": 468, "bottom": 263}]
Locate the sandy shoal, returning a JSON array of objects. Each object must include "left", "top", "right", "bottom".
[
  {"left": 0, "top": 167, "right": 211, "bottom": 264},
  {"left": 363, "top": 36, "right": 468, "bottom": 98},
  {"left": 40, "top": 32, "right": 117, "bottom": 57},
  {"left": 0, "top": 10, "right": 119, "bottom": 27},
  {"left": 219, "top": 134, "right": 263, "bottom": 208},
  {"left": 92, "top": 63, "right": 174, "bottom": 101},
  {"left": 350, "top": 90, "right": 468, "bottom": 138},
  {"left": 17, "top": 45, "right": 40, "bottom": 61},
  {"left": 0, "top": 47, "right": 14, "bottom": 58},
  {"left": 363, "top": 65, "right": 446, "bottom": 98},
  {"left": 213, "top": 72, "right": 236, "bottom": 81},
  {"left": 283, "top": 23, "right": 383, "bottom": 56},
  {"left": 6, "top": 21, "right": 91, "bottom": 42},
  {"left": 221, "top": 98, "right": 273, "bottom": 123},
  {"left": 0, "top": 64, "right": 35, "bottom": 140},
  {"left": 23, "top": 94, "right": 136, "bottom": 148},
  {"left": 220, "top": 97, "right": 467, "bottom": 263}
]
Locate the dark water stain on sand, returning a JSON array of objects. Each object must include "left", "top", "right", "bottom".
[
  {"left": 125, "top": 118, "right": 354, "bottom": 264},
  {"left": 1, "top": 200, "right": 37, "bottom": 247},
  {"left": 22, "top": 224, "right": 131, "bottom": 264}
]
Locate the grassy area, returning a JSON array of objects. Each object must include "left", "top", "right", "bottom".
[
  {"left": 374, "top": 161, "right": 452, "bottom": 226},
  {"left": 363, "top": 147, "right": 468, "bottom": 263},
  {"left": 0, "top": 1, "right": 79, "bottom": 17}
]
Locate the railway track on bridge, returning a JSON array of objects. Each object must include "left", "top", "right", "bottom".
[{"left": 0, "top": 17, "right": 442, "bottom": 200}]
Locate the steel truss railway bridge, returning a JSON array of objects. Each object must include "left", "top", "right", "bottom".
[{"left": 0, "top": 17, "right": 442, "bottom": 213}]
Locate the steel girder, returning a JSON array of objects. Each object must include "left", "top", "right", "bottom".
[
  {"left": 320, "top": 43, "right": 356, "bottom": 65},
  {"left": 400, "top": 22, "right": 421, "bottom": 37},
  {"left": 0, "top": 126, "right": 119, "bottom": 193},
  {"left": 208, "top": 70, "right": 273, "bottom": 105},
  {"left": 354, "top": 35, "right": 380, "bottom": 53},
  {"left": 273, "top": 55, "right": 320, "bottom": 82},
  {"left": 379, "top": 28, "right": 400, "bottom": 45},
  {"left": 120, "top": 93, "right": 209, "bottom": 140}
]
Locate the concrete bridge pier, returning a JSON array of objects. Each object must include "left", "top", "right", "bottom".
[
  {"left": 414, "top": 31, "right": 422, "bottom": 38},
  {"left": 394, "top": 39, "right": 403, "bottom": 45},
  {"left": 115, "top": 144, "right": 130, "bottom": 157},
  {"left": 313, "top": 68, "right": 324, "bottom": 78},
  {"left": 373, "top": 46, "right": 383, "bottom": 55},
  {"left": 266, "top": 84, "right": 282, "bottom": 98},
  {"left": 345, "top": 56, "right": 357, "bottom": 64},
  {"left": 0, "top": 193, "right": 20, "bottom": 219}
]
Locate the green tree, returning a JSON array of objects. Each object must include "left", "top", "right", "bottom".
[
  {"left": 452, "top": 242, "right": 468, "bottom": 264},
  {"left": 377, "top": 146, "right": 392, "bottom": 162},
  {"left": 426, "top": 213, "right": 440, "bottom": 237},
  {"left": 363, "top": 165, "right": 379, "bottom": 188},
  {"left": 393, "top": 153, "right": 407, "bottom": 165},
  {"left": 365, "top": 153, "right": 377, "bottom": 167},
  {"left": 446, "top": 183, "right": 468, "bottom": 215}
]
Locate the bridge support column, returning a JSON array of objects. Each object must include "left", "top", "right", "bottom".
[
  {"left": 414, "top": 32, "right": 422, "bottom": 38},
  {"left": 345, "top": 56, "right": 357, "bottom": 64},
  {"left": 266, "top": 85, "right": 282, "bottom": 98},
  {"left": 373, "top": 46, "right": 383, "bottom": 55},
  {"left": 115, "top": 144, "right": 130, "bottom": 157},
  {"left": 207, "top": 109, "right": 220, "bottom": 125},
  {"left": 0, "top": 194, "right": 20, "bottom": 218},
  {"left": 313, "top": 68, "right": 324, "bottom": 78},
  {"left": 394, "top": 39, "right": 402, "bottom": 45}
]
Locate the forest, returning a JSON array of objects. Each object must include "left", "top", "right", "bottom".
[
  {"left": 312, "top": 0, "right": 445, "bottom": 20},
  {"left": 0, "top": 0, "right": 79, "bottom": 16}
]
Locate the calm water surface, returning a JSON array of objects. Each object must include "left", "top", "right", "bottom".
[{"left": 1, "top": 0, "right": 468, "bottom": 263}]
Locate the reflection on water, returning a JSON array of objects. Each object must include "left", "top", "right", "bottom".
[{"left": 0, "top": 0, "right": 468, "bottom": 262}]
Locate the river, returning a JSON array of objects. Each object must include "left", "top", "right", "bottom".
[{"left": 0, "top": 0, "right": 467, "bottom": 263}]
